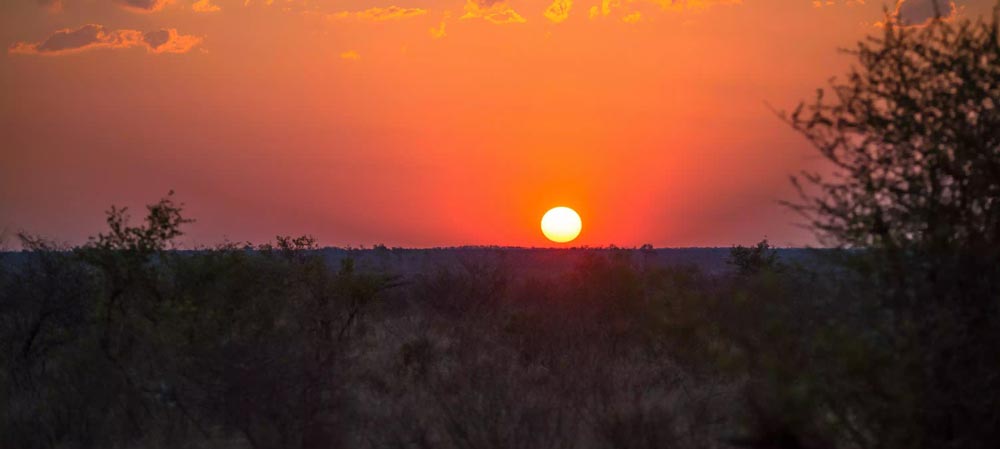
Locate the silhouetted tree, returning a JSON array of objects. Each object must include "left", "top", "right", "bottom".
[
  {"left": 728, "top": 239, "right": 780, "bottom": 276},
  {"left": 784, "top": 4, "right": 1000, "bottom": 296},
  {"left": 781, "top": 4, "right": 1000, "bottom": 448}
]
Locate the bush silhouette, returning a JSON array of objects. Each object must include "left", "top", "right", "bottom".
[{"left": 770, "top": 4, "right": 1000, "bottom": 448}]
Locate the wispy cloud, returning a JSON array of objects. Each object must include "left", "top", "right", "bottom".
[
  {"left": 340, "top": 50, "right": 361, "bottom": 60},
  {"left": 329, "top": 6, "right": 428, "bottom": 22},
  {"left": 192, "top": 0, "right": 221, "bottom": 13},
  {"left": 590, "top": 0, "right": 743, "bottom": 20},
  {"left": 544, "top": 0, "right": 573, "bottom": 23},
  {"left": 462, "top": 0, "right": 526, "bottom": 24},
  {"left": 589, "top": 0, "right": 618, "bottom": 19},
  {"left": 622, "top": 11, "right": 642, "bottom": 23},
  {"left": 430, "top": 12, "right": 450, "bottom": 38},
  {"left": 9, "top": 24, "right": 202, "bottom": 56}
]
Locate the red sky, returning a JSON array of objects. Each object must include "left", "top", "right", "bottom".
[{"left": 1, "top": 0, "right": 994, "bottom": 248}]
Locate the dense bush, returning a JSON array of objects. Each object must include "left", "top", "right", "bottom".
[
  {"left": 1, "top": 198, "right": 403, "bottom": 449},
  {"left": 0, "top": 197, "right": 731, "bottom": 449},
  {"left": 778, "top": 5, "right": 1000, "bottom": 448}
]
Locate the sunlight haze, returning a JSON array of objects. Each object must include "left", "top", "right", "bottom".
[{"left": 2, "top": 0, "right": 995, "bottom": 247}]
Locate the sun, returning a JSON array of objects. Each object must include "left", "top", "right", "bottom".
[{"left": 541, "top": 207, "right": 582, "bottom": 243}]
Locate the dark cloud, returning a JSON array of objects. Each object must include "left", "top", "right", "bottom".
[
  {"left": 143, "top": 29, "right": 171, "bottom": 49},
  {"left": 144, "top": 29, "right": 202, "bottom": 53},
  {"left": 895, "top": 0, "right": 958, "bottom": 26},
  {"left": 35, "top": 25, "right": 103, "bottom": 52},
  {"left": 9, "top": 24, "right": 201, "bottom": 56},
  {"left": 17, "top": 24, "right": 142, "bottom": 54}
]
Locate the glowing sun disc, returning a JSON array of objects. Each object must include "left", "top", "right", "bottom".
[{"left": 541, "top": 207, "right": 582, "bottom": 243}]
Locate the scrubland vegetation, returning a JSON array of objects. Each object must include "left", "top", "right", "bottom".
[
  {"left": 0, "top": 205, "right": 854, "bottom": 449},
  {"left": 2, "top": 6, "right": 999, "bottom": 449}
]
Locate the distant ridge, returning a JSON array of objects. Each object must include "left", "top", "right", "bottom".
[{"left": 1, "top": 247, "right": 820, "bottom": 278}]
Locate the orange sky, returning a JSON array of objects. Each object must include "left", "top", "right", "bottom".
[{"left": 1, "top": 0, "right": 995, "bottom": 248}]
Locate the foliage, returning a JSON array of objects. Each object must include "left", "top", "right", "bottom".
[
  {"left": 773, "top": 5, "right": 1000, "bottom": 448},
  {"left": 0, "top": 195, "right": 402, "bottom": 449},
  {"left": 785, "top": 9, "right": 1000, "bottom": 254},
  {"left": 1, "top": 193, "right": 754, "bottom": 448},
  {"left": 727, "top": 239, "right": 781, "bottom": 276}
]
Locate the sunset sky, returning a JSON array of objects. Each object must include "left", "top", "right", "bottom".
[{"left": 2, "top": 0, "right": 995, "bottom": 248}]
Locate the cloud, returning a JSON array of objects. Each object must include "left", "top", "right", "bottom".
[
  {"left": 192, "top": 0, "right": 221, "bottom": 12},
  {"left": 590, "top": 0, "right": 742, "bottom": 20},
  {"left": 142, "top": 29, "right": 203, "bottom": 53},
  {"left": 462, "top": 0, "right": 527, "bottom": 24},
  {"left": 872, "top": 0, "right": 960, "bottom": 28},
  {"left": 544, "top": 0, "right": 573, "bottom": 23},
  {"left": 811, "top": 0, "right": 959, "bottom": 27},
  {"left": 893, "top": 0, "right": 959, "bottom": 25},
  {"left": 622, "top": 11, "right": 642, "bottom": 23},
  {"left": 9, "top": 24, "right": 202, "bottom": 56},
  {"left": 589, "top": 0, "right": 619, "bottom": 19},
  {"left": 329, "top": 6, "right": 428, "bottom": 22},
  {"left": 9, "top": 25, "right": 142, "bottom": 55},
  {"left": 114, "top": 0, "right": 171, "bottom": 13},
  {"left": 430, "top": 12, "right": 450, "bottom": 38},
  {"left": 340, "top": 50, "right": 361, "bottom": 60}
]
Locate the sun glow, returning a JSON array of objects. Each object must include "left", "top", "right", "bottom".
[{"left": 541, "top": 207, "right": 582, "bottom": 243}]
